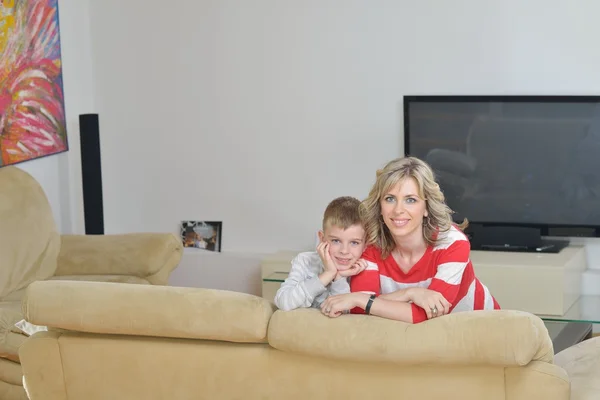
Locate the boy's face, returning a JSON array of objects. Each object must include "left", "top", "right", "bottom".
[{"left": 318, "top": 224, "right": 366, "bottom": 271}]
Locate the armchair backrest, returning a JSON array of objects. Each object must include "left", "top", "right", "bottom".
[{"left": 0, "top": 166, "right": 60, "bottom": 298}]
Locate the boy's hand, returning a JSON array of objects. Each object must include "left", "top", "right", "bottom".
[
  {"left": 337, "top": 258, "right": 368, "bottom": 277},
  {"left": 320, "top": 293, "right": 367, "bottom": 318},
  {"left": 317, "top": 242, "right": 337, "bottom": 286}
]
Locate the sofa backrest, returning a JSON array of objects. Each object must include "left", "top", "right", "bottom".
[
  {"left": 268, "top": 308, "right": 555, "bottom": 367},
  {"left": 0, "top": 166, "right": 60, "bottom": 298}
]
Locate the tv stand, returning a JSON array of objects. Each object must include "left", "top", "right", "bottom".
[
  {"left": 471, "top": 245, "right": 586, "bottom": 316},
  {"left": 466, "top": 225, "right": 570, "bottom": 254},
  {"left": 476, "top": 238, "right": 570, "bottom": 254}
]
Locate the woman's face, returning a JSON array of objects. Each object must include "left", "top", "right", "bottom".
[{"left": 380, "top": 177, "right": 428, "bottom": 243}]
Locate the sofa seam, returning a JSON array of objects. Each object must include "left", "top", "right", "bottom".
[
  {"left": 533, "top": 368, "right": 570, "bottom": 384},
  {"left": 503, "top": 367, "right": 507, "bottom": 400},
  {"left": 143, "top": 234, "right": 182, "bottom": 284},
  {"left": 504, "top": 363, "right": 571, "bottom": 397},
  {"left": 56, "top": 334, "right": 69, "bottom": 400}
]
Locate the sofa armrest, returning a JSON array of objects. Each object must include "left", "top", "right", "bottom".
[
  {"left": 505, "top": 361, "right": 570, "bottom": 400},
  {"left": 18, "top": 330, "right": 67, "bottom": 400},
  {"left": 268, "top": 308, "right": 554, "bottom": 367},
  {"left": 22, "top": 280, "right": 275, "bottom": 344},
  {"left": 56, "top": 233, "right": 183, "bottom": 285}
]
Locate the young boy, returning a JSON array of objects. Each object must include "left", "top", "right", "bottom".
[{"left": 274, "top": 196, "right": 367, "bottom": 311}]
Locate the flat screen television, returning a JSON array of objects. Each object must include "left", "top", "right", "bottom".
[{"left": 403, "top": 95, "right": 600, "bottom": 253}]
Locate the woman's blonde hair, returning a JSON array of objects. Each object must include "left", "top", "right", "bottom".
[{"left": 360, "top": 156, "right": 467, "bottom": 258}]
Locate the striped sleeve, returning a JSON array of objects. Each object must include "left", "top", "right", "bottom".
[
  {"left": 349, "top": 246, "right": 380, "bottom": 314},
  {"left": 411, "top": 238, "right": 470, "bottom": 323}
]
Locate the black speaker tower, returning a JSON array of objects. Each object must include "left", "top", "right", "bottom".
[{"left": 79, "top": 114, "right": 104, "bottom": 235}]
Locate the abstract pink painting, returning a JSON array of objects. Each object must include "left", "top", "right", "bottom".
[{"left": 0, "top": 0, "right": 67, "bottom": 168}]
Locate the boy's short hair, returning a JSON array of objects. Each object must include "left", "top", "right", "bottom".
[{"left": 322, "top": 196, "right": 362, "bottom": 230}]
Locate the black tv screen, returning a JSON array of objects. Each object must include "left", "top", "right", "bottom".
[{"left": 404, "top": 96, "right": 600, "bottom": 236}]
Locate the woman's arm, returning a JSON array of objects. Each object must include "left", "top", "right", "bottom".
[
  {"left": 378, "top": 288, "right": 411, "bottom": 302},
  {"left": 381, "top": 287, "right": 452, "bottom": 320},
  {"left": 360, "top": 294, "right": 415, "bottom": 322},
  {"left": 411, "top": 238, "right": 471, "bottom": 323},
  {"left": 348, "top": 248, "right": 381, "bottom": 314}
]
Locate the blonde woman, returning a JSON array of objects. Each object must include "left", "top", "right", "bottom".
[{"left": 320, "top": 156, "right": 500, "bottom": 323}]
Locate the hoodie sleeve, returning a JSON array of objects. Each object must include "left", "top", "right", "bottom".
[
  {"left": 274, "top": 254, "right": 328, "bottom": 311},
  {"left": 328, "top": 277, "right": 350, "bottom": 297}
]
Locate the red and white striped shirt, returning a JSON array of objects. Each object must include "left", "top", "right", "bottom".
[{"left": 350, "top": 225, "right": 500, "bottom": 323}]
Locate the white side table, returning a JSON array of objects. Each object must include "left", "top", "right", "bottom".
[
  {"left": 169, "top": 249, "right": 266, "bottom": 296},
  {"left": 260, "top": 251, "right": 297, "bottom": 303}
]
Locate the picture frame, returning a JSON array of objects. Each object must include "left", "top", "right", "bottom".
[
  {"left": 180, "top": 221, "right": 222, "bottom": 252},
  {"left": 0, "top": 0, "right": 69, "bottom": 168}
]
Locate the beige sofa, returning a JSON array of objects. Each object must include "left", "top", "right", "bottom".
[
  {"left": 0, "top": 166, "right": 183, "bottom": 400},
  {"left": 19, "top": 280, "right": 574, "bottom": 400}
]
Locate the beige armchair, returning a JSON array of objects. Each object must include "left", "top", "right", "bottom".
[{"left": 0, "top": 166, "right": 183, "bottom": 400}]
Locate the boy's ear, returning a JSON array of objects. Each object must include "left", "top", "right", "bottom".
[{"left": 317, "top": 230, "right": 325, "bottom": 242}]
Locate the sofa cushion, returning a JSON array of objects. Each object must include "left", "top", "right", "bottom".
[
  {"left": 55, "top": 233, "right": 182, "bottom": 285},
  {"left": 268, "top": 308, "right": 554, "bottom": 367},
  {"left": 0, "top": 276, "right": 148, "bottom": 365},
  {"left": 0, "top": 380, "right": 28, "bottom": 400},
  {"left": 0, "top": 357, "right": 24, "bottom": 386},
  {"left": 49, "top": 275, "right": 150, "bottom": 285},
  {"left": 0, "top": 302, "right": 26, "bottom": 362},
  {"left": 554, "top": 336, "right": 600, "bottom": 400},
  {"left": 0, "top": 289, "right": 26, "bottom": 303},
  {"left": 24, "top": 281, "right": 276, "bottom": 343},
  {"left": 1, "top": 276, "right": 148, "bottom": 304},
  {"left": 0, "top": 167, "right": 60, "bottom": 299}
]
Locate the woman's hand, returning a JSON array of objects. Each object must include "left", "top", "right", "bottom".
[
  {"left": 337, "top": 259, "right": 368, "bottom": 278},
  {"left": 320, "top": 293, "right": 369, "bottom": 318},
  {"left": 407, "top": 288, "right": 452, "bottom": 319}
]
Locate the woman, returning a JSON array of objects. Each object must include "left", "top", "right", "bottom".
[{"left": 320, "top": 156, "right": 500, "bottom": 323}]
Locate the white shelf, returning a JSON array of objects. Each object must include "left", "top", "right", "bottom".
[{"left": 471, "top": 246, "right": 586, "bottom": 316}]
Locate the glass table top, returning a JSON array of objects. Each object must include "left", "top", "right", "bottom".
[
  {"left": 537, "top": 295, "right": 600, "bottom": 324},
  {"left": 263, "top": 271, "right": 289, "bottom": 283},
  {"left": 263, "top": 272, "right": 600, "bottom": 324}
]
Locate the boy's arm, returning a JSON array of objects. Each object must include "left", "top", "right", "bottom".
[
  {"left": 328, "top": 276, "right": 350, "bottom": 297},
  {"left": 274, "top": 255, "right": 329, "bottom": 311}
]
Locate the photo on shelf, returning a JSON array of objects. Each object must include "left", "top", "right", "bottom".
[{"left": 180, "top": 221, "right": 222, "bottom": 252}]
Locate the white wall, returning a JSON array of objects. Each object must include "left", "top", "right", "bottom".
[
  {"left": 87, "top": 0, "right": 600, "bottom": 259},
  {"left": 16, "top": 154, "right": 67, "bottom": 231},
  {"left": 15, "top": 0, "right": 94, "bottom": 234}
]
